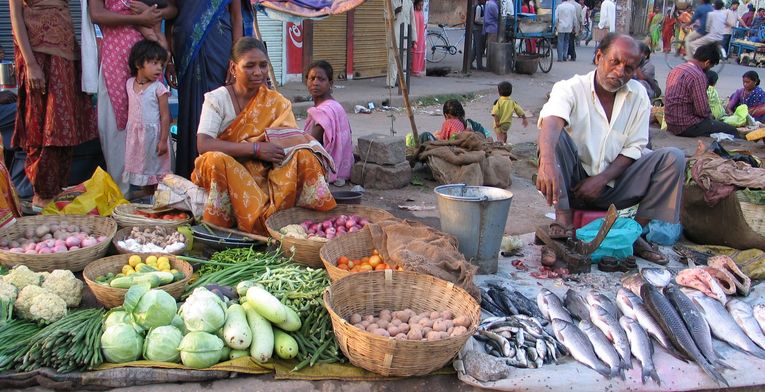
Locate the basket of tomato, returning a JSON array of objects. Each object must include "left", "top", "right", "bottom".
[{"left": 320, "top": 226, "right": 402, "bottom": 282}]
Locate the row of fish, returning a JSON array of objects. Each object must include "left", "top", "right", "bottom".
[
  {"left": 479, "top": 282, "right": 546, "bottom": 321},
  {"left": 476, "top": 315, "right": 567, "bottom": 368}
]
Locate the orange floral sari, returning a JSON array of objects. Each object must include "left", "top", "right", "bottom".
[{"left": 191, "top": 86, "right": 336, "bottom": 235}]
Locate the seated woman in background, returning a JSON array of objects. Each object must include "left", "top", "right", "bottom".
[
  {"left": 435, "top": 99, "right": 467, "bottom": 140},
  {"left": 193, "top": 37, "right": 336, "bottom": 235},
  {"left": 303, "top": 60, "right": 353, "bottom": 187},
  {"left": 727, "top": 70, "right": 765, "bottom": 122}
]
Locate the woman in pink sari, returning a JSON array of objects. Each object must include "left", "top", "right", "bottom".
[
  {"left": 411, "top": 0, "right": 426, "bottom": 76},
  {"left": 304, "top": 60, "right": 353, "bottom": 186}
]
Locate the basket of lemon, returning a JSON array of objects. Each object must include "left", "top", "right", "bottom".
[{"left": 83, "top": 254, "right": 192, "bottom": 308}]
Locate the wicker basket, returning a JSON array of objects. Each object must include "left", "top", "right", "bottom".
[
  {"left": 323, "top": 270, "right": 480, "bottom": 376},
  {"left": 112, "top": 203, "right": 193, "bottom": 228},
  {"left": 320, "top": 227, "right": 377, "bottom": 282},
  {"left": 83, "top": 254, "right": 192, "bottom": 308},
  {"left": 112, "top": 226, "right": 187, "bottom": 255},
  {"left": 265, "top": 205, "right": 395, "bottom": 268},
  {"left": 0, "top": 215, "right": 117, "bottom": 272},
  {"left": 736, "top": 191, "right": 765, "bottom": 236}
]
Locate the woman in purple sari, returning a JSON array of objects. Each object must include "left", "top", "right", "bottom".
[
  {"left": 727, "top": 70, "right": 765, "bottom": 122},
  {"left": 166, "top": 0, "right": 254, "bottom": 179}
]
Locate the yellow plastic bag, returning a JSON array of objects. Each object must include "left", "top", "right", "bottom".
[{"left": 43, "top": 167, "right": 129, "bottom": 216}]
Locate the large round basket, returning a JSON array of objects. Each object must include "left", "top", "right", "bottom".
[
  {"left": 112, "top": 226, "right": 188, "bottom": 256},
  {"left": 323, "top": 270, "right": 480, "bottom": 377},
  {"left": 83, "top": 254, "right": 192, "bottom": 308},
  {"left": 0, "top": 215, "right": 117, "bottom": 272},
  {"left": 265, "top": 205, "right": 395, "bottom": 268},
  {"left": 320, "top": 226, "right": 376, "bottom": 282},
  {"left": 112, "top": 204, "right": 193, "bottom": 228}
]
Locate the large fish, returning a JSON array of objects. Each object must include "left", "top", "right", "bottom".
[
  {"left": 664, "top": 285, "right": 730, "bottom": 369},
  {"left": 552, "top": 318, "right": 611, "bottom": 378},
  {"left": 754, "top": 304, "right": 765, "bottom": 333},
  {"left": 586, "top": 290, "right": 619, "bottom": 319},
  {"left": 691, "top": 293, "right": 765, "bottom": 360},
  {"left": 615, "top": 288, "right": 678, "bottom": 358},
  {"left": 537, "top": 289, "right": 572, "bottom": 324},
  {"left": 675, "top": 268, "right": 728, "bottom": 304},
  {"left": 579, "top": 319, "right": 625, "bottom": 380},
  {"left": 564, "top": 289, "right": 590, "bottom": 322},
  {"left": 508, "top": 289, "right": 546, "bottom": 320},
  {"left": 620, "top": 316, "right": 661, "bottom": 385},
  {"left": 621, "top": 272, "right": 645, "bottom": 296},
  {"left": 640, "top": 268, "right": 671, "bottom": 289},
  {"left": 640, "top": 283, "right": 729, "bottom": 386},
  {"left": 727, "top": 300, "right": 765, "bottom": 351},
  {"left": 589, "top": 304, "right": 631, "bottom": 368}
]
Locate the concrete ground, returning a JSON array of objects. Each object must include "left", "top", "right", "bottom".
[{"left": 15, "top": 40, "right": 765, "bottom": 391}]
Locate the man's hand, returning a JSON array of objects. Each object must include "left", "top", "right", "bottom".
[
  {"left": 0, "top": 91, "right": 17, "bottom": 105},
  {"left": 256, "top": 142, "right": 286, "bottom": 163},
  {"left": 536, "top": 159, "right": 560, "bottom": 206},
  {"left": 572, "top": 175, "right": 607, "bottom": 202}
]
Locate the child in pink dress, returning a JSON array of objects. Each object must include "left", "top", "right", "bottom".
[
  {"left": 411, "top": 0, "right": 426, "bottom": 76},
  {"left": 435, "top": 99, "right": 467, "bottom": 140},
  {"left": 124, "top": 39, "right": 171, "bottom": 195},
  {"left": 304, "top": 60, "right": 354, "bottom": 186}
]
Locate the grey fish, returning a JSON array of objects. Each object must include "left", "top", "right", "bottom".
[
  {"left": 536, "top": 338, "right": 548, "bottom": 363},
  {"left": 476, "top": 330, "right": 513, "bottom": 357},
  {"left": 620, "top": 316, "right": 661, "bottom": 385},
  {"left": 616, "top": 288, "right": 679, "bottom": 359},
  {"left": 565, "top": 289, "right": 591, "bottom": 322},
  {"left": 641, "top": 268, "right": 672, "bottom": 288},
  {"left": 579, "top": 319, "right": 625, "bottom": 380},
  {"left": 727, "top": 299, "right": 765, "bottom": 351},
  {"left": 507, "top": 289, "right": 546, "bottom": 320},
  {"left": 589, "top": 303, "right": 632, "bottom": 368},
  {"left": 537, "top": 289, "right": 573, "bottom": 324},
  {"left": 586, "top": 290, "right": 619, "bottom": 319},
  {"left": 641, "top": 283, "right": 729, "bottom": 386},
  {"left": 691, "top": 293, "right": 765, "bottom": 360},
  {"left": 552, "top": 318, "right": 611, "bottom": 378},
  {"left": 753, "top": 304, "right": 765, "bottom": 334},
  {"left": 665, "top": 285, "right": 731, "bottom": 369}
]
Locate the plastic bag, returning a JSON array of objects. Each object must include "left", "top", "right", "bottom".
[
  {"left": 722, "top": 104, "right": 749, "bottom": 127},
  {"left": 576, "top": 217, "right": 642, "bottom": 262},
  {"left": 646, "top": 220, "right": 682, "bottom": 246},
  {"left": 43, "top": 167, "right": 129, "bottom": 216}
]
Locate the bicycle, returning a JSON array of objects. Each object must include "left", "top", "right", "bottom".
[
  {"left": 426, "top": 24, "right": 466, "bottom": 63},
  {"left": 664, "top": 37, "right": 726, "bottom": 73}
]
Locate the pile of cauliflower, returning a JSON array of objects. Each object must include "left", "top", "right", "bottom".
[{"left": 0, "top": 265, "right": 83, "bottom": 324}]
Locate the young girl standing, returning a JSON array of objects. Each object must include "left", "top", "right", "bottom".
[{"left": 124, "top": 40, "right": 171, "bottom": 195}]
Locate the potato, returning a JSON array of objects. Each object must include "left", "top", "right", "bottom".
[
  {"left": 441, "top": 311, "right": 454, "bottom": 320},
  {"left": 377, "top": 319, "right": 389, "bottom": 329},
  {"left": 390, "top": 319, "right": 402, "bottom": 327},
  {"left": 433, "top": 319, "right": 448, "bottom": 333},
  {"left": 407, "top": 328, "right": 423, "bottom": 340},
  {"left": 426, "top": 331, "right": 442, "bottom": 341},
  {"left": 430, "top": 311, "right": 441, "bottom": 320},
  {"left": 422, "top": 327, "right": 432, "bottom": 336},
  {"left": 361, "top": 320, "right": 371, "bottom": 329},
  {"left": 447, "top": 326, "right": 454, "bottom": 335},
  {"left": 366, "top": 323, "right": 379, "bottom": 332},
  {"left": 350, "top": 313, "right": 362, "bottom": 324},
  {"left": 418, "top": 318, "right": 434, "bottom": 328},
  {"left": 387, "top": 326, "right": 399, "bottom": 336},
  {"left": 409, "top": 315, "right": 421, "bottom": 325},
  {"left": 404, "top": 308, "right": 416, "bottom": 317},
  {"left": 453, "top": 316, "right": 470, "bottom": 328},
  {"left": 380, "top": 313, "right": 392, "bottom": 322},
  {"left": 380, "top": 309, "right": 392, "bottom": 319},
  {"left": 398, "top": 323, "right": 410, "bottom": 333},
  {"left": 354, "top": 323, "right": 365, "bottom": 330},
  {"left": 394, "top": 333, "right": 408, "bottom": 340},
  {"left": 451, "top": 326, "right": 468, "bottom": 337},
  {"left": 372, "top": 328, "right": 391, "bottom": 337},
  {"left": 393, "top": 311, "right": 411, "bottom": 323},
  {"left": 364, "top": 315, "right": 375, "bottom": 323},
  {"left": 418, "top": 312, "right": 430, "bottom": 319}
]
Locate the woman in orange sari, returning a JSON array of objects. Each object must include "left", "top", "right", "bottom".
[{"left": 193, "top": 38, "right": 336, "bottom": 235}]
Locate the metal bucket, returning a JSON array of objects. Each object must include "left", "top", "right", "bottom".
[
  {"left": 0, "top": 62, "right": 15, "bottom": 88},
  {"left": 434, "top": 184, "right": 513, "bottom": 274}
]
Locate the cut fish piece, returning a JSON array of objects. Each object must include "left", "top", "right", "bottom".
[
  {"left": 675, "top": 268, "right": 728, "bottom": 304},
  {"left": 708, "top": 255, "right": 751, "bottom": 297}
]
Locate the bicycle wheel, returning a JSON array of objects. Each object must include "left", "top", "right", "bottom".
[
  {"left": 664, "top": 39, "right": 686, "bottom": 69},
  {"left": 537, "top": 38, "right": 553, "bottom": 73},
  {"left": 426, "top": 32, "right": 449, "bottom": 63}
]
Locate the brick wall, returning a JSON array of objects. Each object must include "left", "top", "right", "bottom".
[{"left": 430, "top": 0, "right": 468, "bottom": 25}]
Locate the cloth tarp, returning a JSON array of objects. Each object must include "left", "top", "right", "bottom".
[{"left": 691, "top": 151, "right": 765, "bottom": 206}]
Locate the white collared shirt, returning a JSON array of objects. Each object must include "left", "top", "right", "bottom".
[
  {"left": 598, "top": 0, "right": 616, "bottom": 31},
  {"left": 538, "top": 70, "right": 650, "bottom": 178}
]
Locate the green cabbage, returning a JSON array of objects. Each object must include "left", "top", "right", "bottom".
[
  {"left": 179, "top": 288, "right": 227, "bottom": 333},
  {"left": 104, "top": 310, "right": 131, "bottom": 329},
  {"left": 178, "top": 331, "right": 224, "bottom": 369},
  {"left": 101, "top": 323, "right": 144, "bottom": 363},
  {"left": 133, "top": 289, "right": 177, "bottom": 329},
  {"left": 143, "top": 325, "right": 183, "bottom": 363},
  {"left": 171, "top": 314, "right": 186, "bottom": 334}
]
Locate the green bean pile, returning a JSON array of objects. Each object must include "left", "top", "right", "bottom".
[
  {"left": 0, "top": 319, "right": 42, "bottom": 369},
  {"left": 180, "top": 248, "right": 291, "bottom": 294},
  {"left": 254, "top": 265, "right": 344, "bottom": 371},
  {"left": 1, "top": 308, "right": 105, "bottom": 373}
]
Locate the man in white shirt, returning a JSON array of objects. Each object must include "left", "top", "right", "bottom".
[
  {"left": 598, "top": 0, "right": 616, "bottom": 32},
  {"left": 386, "top": 0, "right": 416, "bottom": 88},
  {"left": 555, "top": 0, "right": 578, "bottom": 61},
  {"left": 687, "top": 0, "right": 728, "bottom": 60},
  {"left": 568, "top": 0, "right": 584, "bottom": 60},
  {"left": 536, "top": 34, "right": 684, "bottom": 263},
  {"left": 502, "top": 0, "right": 515, "bottom": 42}
]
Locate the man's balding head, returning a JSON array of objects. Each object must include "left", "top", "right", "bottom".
[{"left": 594, "top": 34, "right": 642, "bottom": 93}]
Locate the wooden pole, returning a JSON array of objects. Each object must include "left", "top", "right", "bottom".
[
  {"left": 252, "top": 15, "right": 279, "bottom": 90},
  {"left": 464, "top": 0, "right": 475, "bottom": 74},
  {"left": 385, "top": 0, "right": 420, "bottom": 146}
]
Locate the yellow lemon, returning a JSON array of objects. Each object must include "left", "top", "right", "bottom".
[
  {"left": 145, "top": 255, "right": 158, "bottom": 265},
  {"left": 128, "top": 255, "right": 142, "bottom": 267},
  {"left": 126, "top": 269, "right": 136, "bottom": 276},
  {"left": 135, "top": 262, "right": 147, "bottom": 271},
  {"left": 121, "top": 265, "right": 135, "bottom": 274}
]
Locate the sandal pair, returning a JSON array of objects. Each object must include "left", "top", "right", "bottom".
[{"left": 598, "top": 256, "right": 637, "bottom": 272}]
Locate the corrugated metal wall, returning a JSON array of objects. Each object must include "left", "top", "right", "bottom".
[
  {"left": 313, "top": 13, "right": 348, "bottom": 80},
  {"left": 1, "top": 1, "right": 82, "bottom": 57},
  {"left": 353, "top": 0, "right": 387, "bottom": 79},
  {"left": 257, "top": 13, "right": 285, "bottom": 86}
]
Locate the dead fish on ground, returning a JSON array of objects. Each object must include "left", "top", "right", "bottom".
[
  {"left": 754, "top": 304, "right": 765, "bottom": 333},
  {"left": 585, "top": 290, "right": 619, "bottom": 319},
  {"left": 640, "top": 268, "right": 672, "bottom": 289},
  {"left": 552, "top": 318, "right": 611, "bottom": 378},
  {"left": 477, "top": 314, "right": 563, "bottom": 368},
  {"left": 708, "top": 255, "right": 751, "bottom": 296},
  {"left": 691, "top": 293, "right": 765, "bottom": 360},
  {"left": 676, "top": 268, "right": 728, "bottom": 304},
  {"left": 620, "top": 316, "right": 661, "bottom": 385},
  {"left": 589, "top": 303, "right": 631, "bottom": 368},
  {"left": 616, "top": 288, "right": 679, "bottom": 359},
  {"left": 621, "top": 272, "right": 645, "bottom": 296},
  {"left": 564, "top": 289, "right": 591, "bottom": 322},
  {"left": 537, "top": 288, "right": 573, "bottom": 324},
  {"left": 727, "top": 299, "right": 765, "bottom": 351},
  {"left": 579, "top": 319, "right": 625, "bottom": 380}
]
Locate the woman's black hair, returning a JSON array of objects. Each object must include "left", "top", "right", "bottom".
[
  {"left": 443, "top": 99, "right": 466, "bottom": 127},
  {"left": 128, "top": 39, "right": 168, "bottom": 76},
  {"left": 638, "top": 41, "right": 651, "bottom": 59},
  {"left": 706, "top": 70, "right": 719, "bottom": 86},
  {"left": 305, "top": 60, "right": 334, "bottom": 81},
  {"left": 744, "top": 70, "right": 761, "bottom": 86},
  {"left": 231, "top": 37, "right": 269, "bottom": 62}
]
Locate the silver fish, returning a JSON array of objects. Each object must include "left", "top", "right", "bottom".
[
  {"left": 536, "top": 338, "right": 548, "bottom": 363},
  {"left": 692, "top": 293, "right": 765, "bottom": 360},
  {"left": 477, "top": 330, "right": 513, "bottom": 357},
  {"left": 753, "top": 304, "right": 765, "bottom": 334},
  {"left": 552, "top": 318, "right": 611, "bottom": 378},
  {"left": 565, "top": 289, "right": 591, "bottom": 322},
  {"left": 620, "top": 316, "right": 661, "bottom": 385},
  {"left": 579, "top": 319, "right": 625, "bottom": 380},
  {"left": 640, "top": 267, "right": 672, "bottom": 288},
  {"left": 615, "top": 288, "right": 676, "bottom": 358},
  {"left": 641, "top": 283, "right": 728, "bottom": 387},
  {"left": 589, "top": 304, "right": 632, "bottom": 368},
  {"left": 727, "top": 299, "right": 765, "bottom": 351},
  {"left": 537, "top": 288, "right": 573, "bottom": 324},
  {"left": 586, "top": 290, "right": 619, "bottom": 319},
  {"left": 664, "top": 285, "right": 728, "bottom": 368}
]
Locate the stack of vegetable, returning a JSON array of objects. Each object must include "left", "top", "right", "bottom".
[
  {"left": 336, "top": 249, "right": 401, "bottom": 273},
  {"left": 0, "top": 266, "right": 83, "bottom": 324},
  {"left": 94, "top": 255, "right": 185, "bottom": 289},
  {"left": 349, "top": 309, "right": 470, "bottom": 340},
  {"left": 135, "top": 210, "right": 189, "bottom": 221},
  {"left": 117, "top": 226, "right": 187, "bottom": 254},
  {"left": 280, "top": 214, "right": 371, "bottom": 241},
  {"left": 0, "top": 222, "right": 107, "bottom": 254}
]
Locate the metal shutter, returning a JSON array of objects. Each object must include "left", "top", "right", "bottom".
[
  {"left": 0, "top": 1, "right": 82, "bottom": 57},
  {"left": 257, "top": 13, "right": 285, "bottom": 86},
  {"left": 352, "top": 0, "right": 387, "bottom": 79},
  {"left": 313, "top": 13, "right": 347, "bottom": 80}
]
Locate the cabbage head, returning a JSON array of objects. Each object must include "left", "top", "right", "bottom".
[
  {"left": 143, "top": 325, "right": 183, "bottom": 363},
  {"left": 104, "top": 310, "right": 131, "bottom": 329},
  {"left": 101, "top": 323, "right": 144, "bottom": 363},
  {"left": 133, "top": 289, "right": 177, "bottom": 329},
  {"left": 178, "top": 331, "right": 224, "bottom": 369},
  {"left": 179, "top": 288, "right": 227, "bottom": 333},
  {"left": 171, "top": 314, "right": 187, "bottom": 334}
]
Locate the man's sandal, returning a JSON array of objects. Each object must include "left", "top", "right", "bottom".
[{"left": 634, "top": 237, "right": 668, "bottom": 265}]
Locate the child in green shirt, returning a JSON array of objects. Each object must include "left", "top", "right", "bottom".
[
  {"left": 491, "top": 81, "right": 528, "bottom": 143},
  {"left": 707, "top": 70, "right": 725, "bottom": 120}
]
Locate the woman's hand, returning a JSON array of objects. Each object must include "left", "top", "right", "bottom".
[
  {"left": 165, "top": 63, "right": 178, "bottom": 89},
  {"left": 128, "top": 0, "right": 150, "bottom": 14},
  {"left": 157, "top": 139, "right": 168, "bottom": 156},
  {"left": 255, "top": 142, "right": 286, "bottom": 163},
  {"left": 26, "top": 62, "right": 46, "bottom": 94},
  {"left": 136, "top": 5, "right": 162, "bottom": 27}
]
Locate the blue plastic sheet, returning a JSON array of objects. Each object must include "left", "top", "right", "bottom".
[
  {"left": 646, "top": 220, "right": 683, "bottom": 246},
  {"left": 576, "top": 217, "right": 643, "bottom": 262}
]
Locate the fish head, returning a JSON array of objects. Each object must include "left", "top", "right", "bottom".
[
  {"left": 578, "top": 319, "right": 593, "bottom": 331},
  {"left": 589, "top": 303, "right": 609, "bottom": 320},
  {"left": 641, "top": 267, "right": 672, "bottom": 288}
]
